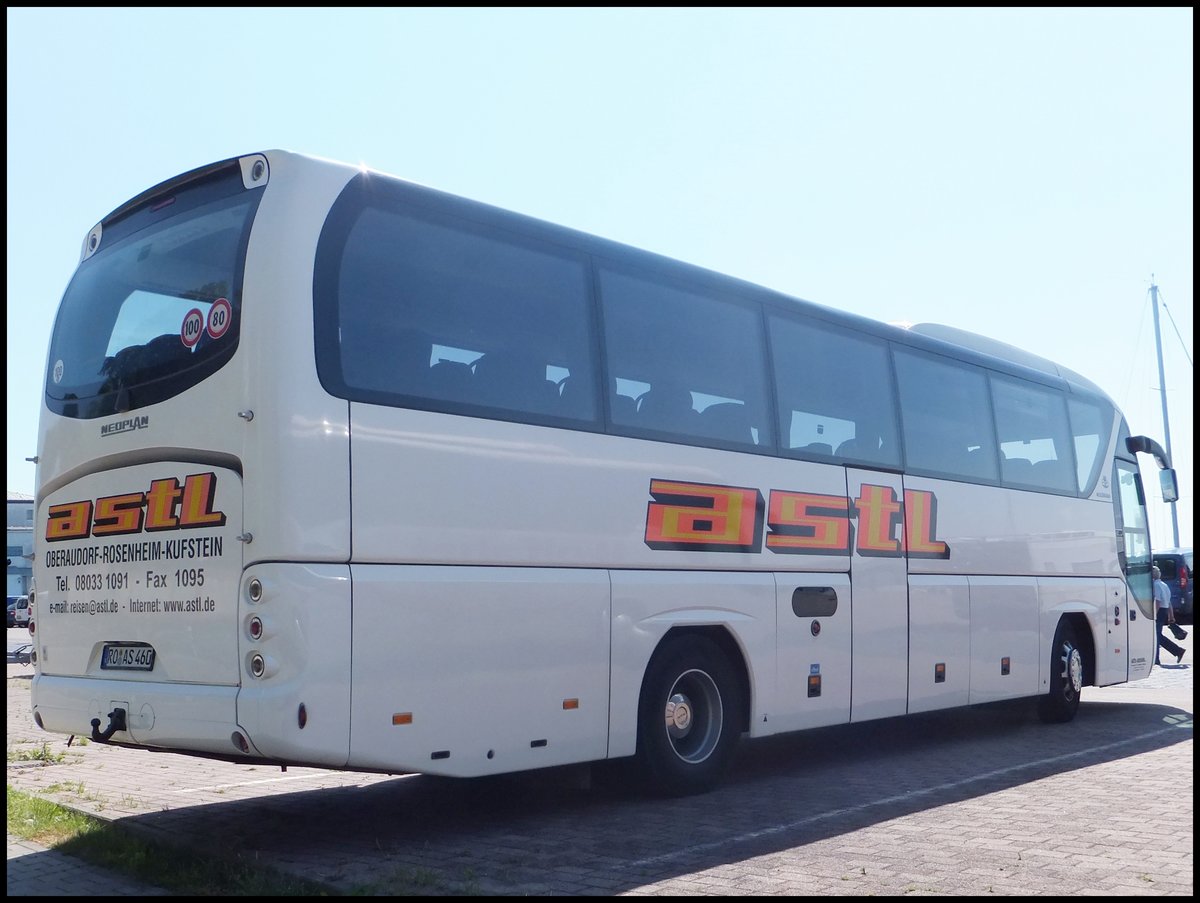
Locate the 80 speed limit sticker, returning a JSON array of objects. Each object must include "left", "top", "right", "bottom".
[{"left": 206, "top": 297, "right": 232, "bottom": 339}]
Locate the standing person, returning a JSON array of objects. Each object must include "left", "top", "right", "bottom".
[{"left": 1153, "top": 565, "right": 1185, "bottom": 665}]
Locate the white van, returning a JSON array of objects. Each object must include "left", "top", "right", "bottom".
[{"left": 12, "top": 595, "right": 31, "bottom": 628}]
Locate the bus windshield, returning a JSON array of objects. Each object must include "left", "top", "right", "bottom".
[{"left": 45, "top": 183, "right": 259, "bottom": 420}]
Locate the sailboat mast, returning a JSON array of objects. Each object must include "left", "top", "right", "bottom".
[{"left": 1150, "top": 279, "right": 1181, "bottom": 547}]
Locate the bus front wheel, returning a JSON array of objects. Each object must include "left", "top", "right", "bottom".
[
  {"left": 635, "top": 634, "right": 744, "bottom": 797},
  {"left": 1038, "top": 619, "right": 1084, "bottom": 724}
]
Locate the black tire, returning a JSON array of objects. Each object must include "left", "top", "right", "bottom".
[
  {"left": 635, "top": 634, "right": 745, "bottom": 797},
  {"left": 1038, "top": 619, "right": 1084, "bottom": 723}
]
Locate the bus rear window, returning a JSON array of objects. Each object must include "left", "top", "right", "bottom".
[{"left": 45, "top": 180, "right": 259, "bottom": 419}]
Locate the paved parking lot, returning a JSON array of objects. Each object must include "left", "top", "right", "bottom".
[{"left": 7, "top": 627, "right": 1193, "bottom": 896}]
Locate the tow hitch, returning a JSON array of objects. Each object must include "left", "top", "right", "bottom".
[{"left": 90, "top": 707, "right": 128, "bottom": 742}]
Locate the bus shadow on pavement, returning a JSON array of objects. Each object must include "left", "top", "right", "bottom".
[{"left": 92, "top": 695, "right": 1192, "bottom": 896}]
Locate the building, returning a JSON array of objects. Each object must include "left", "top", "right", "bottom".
[{"left": 8, "top": 491, "right": 34, "bottom": 597}]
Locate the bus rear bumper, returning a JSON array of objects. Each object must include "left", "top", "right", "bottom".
[{"left": 31, "top": 673, "right": 253, "bottom": 758}]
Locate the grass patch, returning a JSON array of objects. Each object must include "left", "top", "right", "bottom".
[
  {"left": 8, "top": 741, "right": 68, "bottom": 764},
  {"left": 7, "top": 786, "right": 340, "bottom": 895}
]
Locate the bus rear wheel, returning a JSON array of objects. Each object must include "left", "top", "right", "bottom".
[
  {"left": 1038, "top": 619, "right": 1084, "bottom": 723},
  {"left": 635, "top": 634, "right": 744, "bottom": 797}
]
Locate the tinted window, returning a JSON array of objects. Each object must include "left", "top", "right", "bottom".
[
  {"left": 599, "top": 267, "right": 772, "bottom": 450},
  {"left": 317, "top": 183, "right": 597, "bottom": 424},
  {"left": 1067, "top": 396, "right": 1113, "bottom": 494},
  {"left": 992, "top": 377, "right": 1075, "bottom": 493},
  {"left": 894, "top": 348, "right": 998, "bottom": 481},
  {"left": 768, "top": 314, "right": 900, "bottom": 466},
  {"left": 46, "top": 171, "right": 258, "bottom": 420}
]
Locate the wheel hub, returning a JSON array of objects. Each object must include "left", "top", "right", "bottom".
[
  {"left": 665, "top": 693, "right": 693, "bottom": 736},
  {"left": 1066, "top": 644, "right": 1083, "bottom": 693}
]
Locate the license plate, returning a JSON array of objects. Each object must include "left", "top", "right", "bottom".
[{"left": 100, "top": 644, "right": 156, "bottom": 671}]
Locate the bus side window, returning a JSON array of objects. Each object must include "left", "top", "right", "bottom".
[
  {"left": 835, "top": 433, "right": 886, "bottom": 461},
  {"left": 427, "top": 359, "right": 475, "bottom": 400},
  {"left": 800, "top": 442, "right": 833, "bottom": 457},
  {"left": 768, "top": 313, "right": 899, "bottom": 467},
  {"left": 557, "top": 375, "right": 592, "bottom": 419},
  {"left": 609, "top": 390, "right": 638, "bottom": 425},
  {"left": 342, "top": 323, "right": 432, "bottom": 396},
  {"left": 320, "top": 197, "right": 597, "bottom": 422},
  {"left": 992, "top": 376, "right": 1076, "bottom": 494},
  {"left": 1030, "top": 459, "right": 1072, "bottom": 492},
  {"left": 598, "top": 267, "right": 772, "bottom": 448},
  {"left": 1001, "top": 455, "right": 1035, "bottom": 483},
  {"left": 894, "top": 348, "right": 998, "bottom": 482},
  {"left": 697, "top": 401, "right": 756, "bottom": 445},
  {"left": 473, "top": 349, "right": 559, "bottom": 415},
  {"left": 1068, "top": 397, "right": 1111, "bottom": 495},
  {"left": 637, "top": 381, "right": 698, "bottom": 434}
]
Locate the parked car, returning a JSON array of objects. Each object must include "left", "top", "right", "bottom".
[
  {"left": 10, "top": 595, "right": 32, "bottom": 628},
  {"left": 6, "top": 596, "right": 19, "bottom": 628},
  {"left": 1153, "top": 547, "right": 1193, "bottom": 624}
]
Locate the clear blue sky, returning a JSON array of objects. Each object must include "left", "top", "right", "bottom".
[{"left": 6, "top": 8, "right": 1193, "bottom": 547}]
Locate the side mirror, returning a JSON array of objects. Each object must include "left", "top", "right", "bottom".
[{"left": 1160, "top": 468, "right": 1179, "bottom": 504}]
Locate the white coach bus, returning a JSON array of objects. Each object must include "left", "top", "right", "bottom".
[{"left": 29, "top": 150, "right": 1179, "bottom": 796}]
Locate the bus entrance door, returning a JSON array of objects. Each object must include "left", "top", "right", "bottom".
[
  {"left": 1102, "top": 577, "right": 1132, "bottom": 683},
  {"left": 847, "top": 469, "right": 909, "bottom": 722}
]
